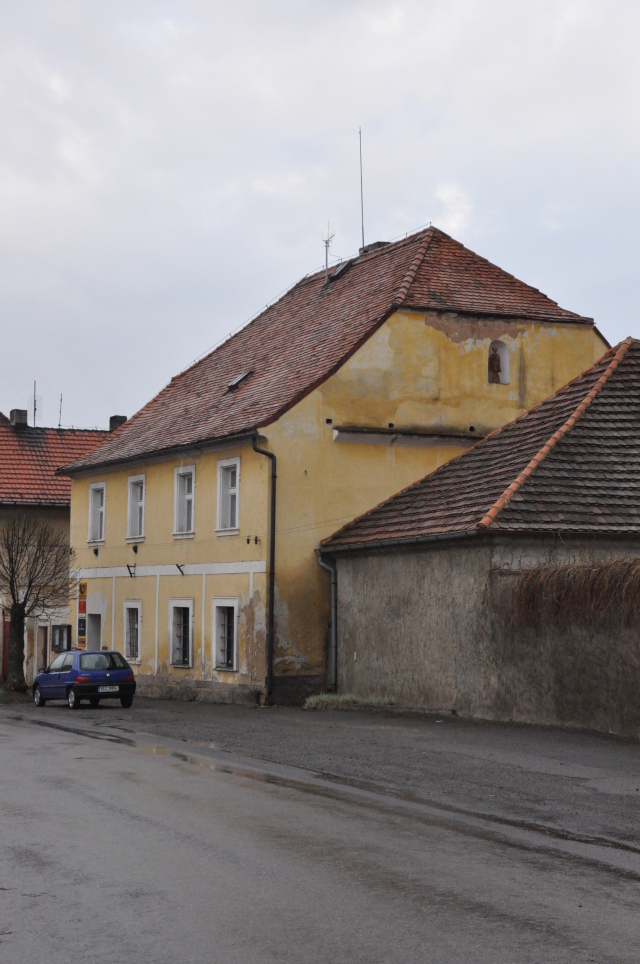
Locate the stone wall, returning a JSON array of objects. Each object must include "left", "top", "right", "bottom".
[{"left": 335, "top": 536, "right": 640, "bottom": 734}]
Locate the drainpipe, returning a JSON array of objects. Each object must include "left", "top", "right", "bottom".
[
  {"left": 252, "top": 435, "right": 276, "bottom": 698},
  {"left": 317, "top": 551, "right": 337, "bottom": 692}
]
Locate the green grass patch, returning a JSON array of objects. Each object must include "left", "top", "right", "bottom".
[{"left": 304, "top": 692, "right": 394, "bottom": 711}]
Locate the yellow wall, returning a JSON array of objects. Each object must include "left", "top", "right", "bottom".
[
  {"left": 70, "top": 446, "right": 268, "bottom": 689},
  {"left": 69, "top": 311, "right": 608, "bottom": 691},
  {"left": 265, "top": 312, "right": 607, "bottom": 676}
]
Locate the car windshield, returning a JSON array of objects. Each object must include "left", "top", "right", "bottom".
[{"left": 79, "top": 653, "right": 130, "bottom": 671}]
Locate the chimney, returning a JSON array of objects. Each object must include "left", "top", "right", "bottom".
[
  {"left": 10, "top": 409, "right": 28, "bottom": 427},
  {"left": 109, "top": 415, "right": 127, "bottom": 432}
]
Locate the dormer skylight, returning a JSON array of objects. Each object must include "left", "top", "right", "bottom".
[
  {"left": 329, "top": 260, "right": 353, "bottom": 283},
  {"left": 227, "top": 370, "right": 254, "bottom": 391}
]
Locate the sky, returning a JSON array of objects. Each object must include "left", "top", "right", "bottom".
[{"left": 1, "top": 0, "right": 639, "bottom": 428}]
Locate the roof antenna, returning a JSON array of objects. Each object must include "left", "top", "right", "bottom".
[
  {"left": 359, "top": 127, "right": 365, "bottom": 252},
  {"left": 58, "top": 393, "right": 63, "bottom": 429},
  {"left": 323, "top": 222, "right": 334, "bottom": 284},
  {"left": 33, "top": 381, "right": 36, "bottom": 427}
]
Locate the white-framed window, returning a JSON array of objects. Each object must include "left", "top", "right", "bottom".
[
  {"left": 212, "top": 598, "right": 238, "bottom": 671},
  {"left": 123, "top": 601, "right": 142, "bottom": 663},
  {"left": 127, "top": 474, "right": 145, "bottom": 541},
  {"left": 169, "top": 598, "right": 193, "bottom": 667},
  {"left": 51, "top": 625, "right": 71, "bottom": 653},
  {"left": 174, "top": 465, "right": 195, "bottom": 537},
  {"left": 88, "top": 483, "right": 106, "bottom": 543},
  {"left": 216, "top": 457, "right": 240, "bottom": 534}
]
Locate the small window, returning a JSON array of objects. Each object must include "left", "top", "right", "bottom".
[
  {"left": 123, "top": 601, "right": 141, "bottom": 662},
  {"left": 170, "top": 599, "right": 192, "bottom": 667},
  {"left": 51, "top": 625, "right": 71, "bottom": 652},
  {"left": 88, "top": 483, "right": 106, "bottom": 542},
  {"left": 127, "top": 475, "right": 145, "bottom": 540},
  {"left": 217, "top": 458, "right": 240, "bottom": 533},
  {"left": 213, "top": 598, "right": 238, "bottom": 671},
  {"left": 61, "top": 653, "right": 74, "bottom": 670},
  {"left": 174, "top": 466, "right": 195, "bottom": 536},
  {"left": 488, "top": 341, "right": 510, "bottom": 385}
]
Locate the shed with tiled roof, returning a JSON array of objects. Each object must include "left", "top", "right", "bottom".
[{"left": 321, "top": 339, "right": 640, "bottom": 734}]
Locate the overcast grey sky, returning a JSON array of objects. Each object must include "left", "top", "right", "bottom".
[{"left": 1, "top": 1, "right": 639, "bottom": 428}]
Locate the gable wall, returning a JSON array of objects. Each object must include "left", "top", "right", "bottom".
[{"left": 262, "top": 311, "right": 607, "bottom": 689}]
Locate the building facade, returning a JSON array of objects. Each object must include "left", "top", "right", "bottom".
[
  {"left": 62, "top": 227, "right": 608, "bottom": 702},
  {"left": 321, "top": 339, "right": 640, "bottom": 734},
  {"left": 0, "top": 409, "right": 108, "bottom": 683}
]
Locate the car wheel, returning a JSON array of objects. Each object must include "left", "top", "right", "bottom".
[
  {"left": 68, "top": 688, "right": 81, "bottom": 710},
  {"left": 89, "top": 697, "right": 100, "bottom": 708},
  {"left": 33, "top": 685, "right": 46, "bottom": 707},
  {"left": 120, "top": 695, "right": 133, "bottom": 709}
]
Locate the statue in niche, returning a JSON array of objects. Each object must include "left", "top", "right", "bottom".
[{"left": 488, "top": 345, "right": 502, "bottom": 384}]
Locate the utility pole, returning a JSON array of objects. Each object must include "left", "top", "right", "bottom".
[{"left": 359, "top": 127, "right": 365, "bottom": 251}]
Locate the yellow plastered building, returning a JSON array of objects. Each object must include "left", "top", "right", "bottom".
[{"left": 61, "top": 228, "right": 608, "bottom": 703}]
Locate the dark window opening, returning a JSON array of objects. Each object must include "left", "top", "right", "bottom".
[
  {"left": 173, "top": 607, "right": 190, "bottom": 666},
  {"left": 217, "top": 606, "right": 236, "bottom": 669}
]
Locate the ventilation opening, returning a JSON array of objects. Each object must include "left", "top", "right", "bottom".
[{"left": 488, "top": 341, "right": 510, "bottom": 385}]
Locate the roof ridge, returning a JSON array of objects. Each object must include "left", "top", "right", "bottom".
[
  {"left": 477, "top": 337, "right": 633, "bottom": 529},
  {"left": 393, "top": 229, "right": 434, "bottom": 306}
]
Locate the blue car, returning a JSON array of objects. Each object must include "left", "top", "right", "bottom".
[{"left": 33, "top": 651, "right": 136, "bottom": 710}]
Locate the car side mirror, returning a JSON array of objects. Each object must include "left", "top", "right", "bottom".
[{"left": 37, "top": 667, "right": 44, "bottom": 674}]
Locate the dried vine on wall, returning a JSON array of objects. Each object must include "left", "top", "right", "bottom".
[{"left": 510, "top": 557, "right": 640, "bottom": 629}]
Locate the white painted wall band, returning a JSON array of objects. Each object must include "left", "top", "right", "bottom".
[{"left": 76, "top": 561, "right": 266, "bottom": 579}]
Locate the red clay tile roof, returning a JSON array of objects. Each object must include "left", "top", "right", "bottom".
[
  {"left": 61, "top": 227, "right": 592, "bottom": 474},
  {"left": 0, "top": 424, "right": 108, "bottom": 506},
  {"left": 322, "top": 339, "right": 639, "bottom": 550}
]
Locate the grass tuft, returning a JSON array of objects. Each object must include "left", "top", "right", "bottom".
[{"left": 304, "top": 692, "right": 394, "bottom": 711}]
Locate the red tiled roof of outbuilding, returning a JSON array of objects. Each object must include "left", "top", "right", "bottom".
[
  {"left": 0, "top": 424, "right": 108, "bottom": 506},
  {"left": 60, "top": 226, "right": 593, "bottom": 475},
  {"left": 322, "top": 338, "right": 640, "bottom": 550}
]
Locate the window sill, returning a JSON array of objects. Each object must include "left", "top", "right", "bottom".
[
  {"left": 125, "top": 536, "right": 145, "bottom": 544},
  {"left": 126, "top": 659, "right": 141, "bottom": 666},
  {"left": 215, "top": 667, "right": 238, "bottom": 674},
  {"left": 87, "top": 540, "right": 105, "bottom": 547},
  {"left": 215, "top": 528, "right": 239, "bottom": 537},
  {"left": 172, "top": 531, "right": 195, "bottom": 540}
]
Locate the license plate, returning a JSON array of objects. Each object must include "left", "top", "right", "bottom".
[{"left": 98, "top": 685, "right": 119, "bottom": 693}]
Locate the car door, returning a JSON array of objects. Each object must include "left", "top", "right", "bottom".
[
  {"left": 57, "top": 652, "right": 76, "bottom": 699},
  {"left": 41, "top": 653, "right": 67, "bottom": 699}
]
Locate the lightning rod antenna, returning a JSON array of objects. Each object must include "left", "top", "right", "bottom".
[
  {"left": 323, "top": 222, "right": 335, "bottom": 284},
  {"left": 58, "top": 393, "right": 63, "bottom": 429},
  {"left": 359, "top": 127, "right": 365, "bottom": 251}
]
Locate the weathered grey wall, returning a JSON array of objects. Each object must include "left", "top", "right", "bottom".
[
  {"left": 336, "top": 542, "right": 493, "bottom": 712},
  {"left": 336, "top": 537, "right": 640, "bottom": 734}
]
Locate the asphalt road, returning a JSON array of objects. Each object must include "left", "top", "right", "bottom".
[{"left": 2, "top": 700, "right": 640, "bottom": 963}]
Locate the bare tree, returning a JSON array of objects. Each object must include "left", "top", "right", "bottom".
[{"left": 0, "top": 515, "right": 76, "bottom": 692}]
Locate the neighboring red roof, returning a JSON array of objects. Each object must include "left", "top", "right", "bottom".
[
  {"left": 322, "top": 338, "right": 639, "bottom": 550},
  {"left": 61, "top": 226, "right": 593, "bottom": 475},
  {"left": 0, "top": 424, "right": 109, "bottom": 506}
]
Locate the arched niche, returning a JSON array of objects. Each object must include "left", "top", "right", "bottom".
[{"left": 488, "top": 340, "right": 510, "bottom": 385}]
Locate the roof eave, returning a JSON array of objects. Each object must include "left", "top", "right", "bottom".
[
  {"left": 58, "top": 429, "right": 262, "bottom": 478},
  {"left": 320, "top": 527, "right": 481, "bottom": 555},
  {"left": 400, "top": 303, "right": 594, "bottom": 325}
]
